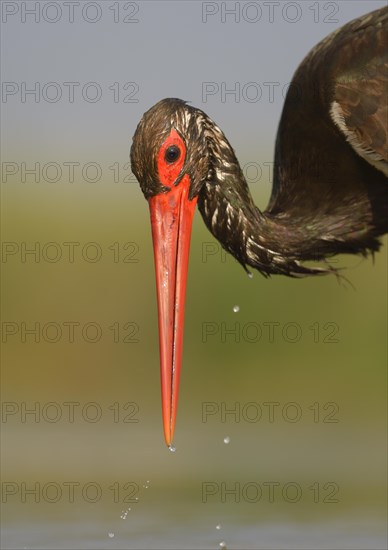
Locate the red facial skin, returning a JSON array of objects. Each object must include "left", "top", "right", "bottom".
[{"left": 148, "top": 129, "right": 198, "bottom": 446}]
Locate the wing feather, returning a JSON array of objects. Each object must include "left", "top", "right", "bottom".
[{"left": 331, "top": 61, "right": 388, "bottom": 174}]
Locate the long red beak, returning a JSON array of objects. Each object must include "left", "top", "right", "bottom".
[{"left": 148, "top": 175, "right": 197, "bottom": 446}]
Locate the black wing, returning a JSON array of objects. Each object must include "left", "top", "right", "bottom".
[{"left": 265, "top": 6, "right": 388, "bottom": 260}]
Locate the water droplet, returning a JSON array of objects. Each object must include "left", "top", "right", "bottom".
[
  {"left": 216, "top": 524, "right": 221, "bottom": 530},
  {"left": 120, "top": 506, "right": 132, "bottom": 519},
  {"left": 247, "top": 272, "right": 253, "bottom": 279},
  {"left": 219, "top": 542, "right": 227, "bottom": 549},
  {"left": 223, "top": 436, "right": 230, "bottom": 444},
  {"left": 108, "top": 532, "right": 115, "bottom": 538},
  {"left": 232, "top": 305, "right": 240, "bottom": 313},
  {"left": 169, "top": 445, "right": 176, "bottom": 452}
]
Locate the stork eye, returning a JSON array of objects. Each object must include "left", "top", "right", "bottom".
[{"left": 165, "top": 145, "right": 181, "bottom": 164}]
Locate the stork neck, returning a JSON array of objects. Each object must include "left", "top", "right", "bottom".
[
  {"left": 196, "top": 149, "right": 267, "bottom": 268},
  {"left": 196, "top": 143, "right": 334, "bottom": 277}
]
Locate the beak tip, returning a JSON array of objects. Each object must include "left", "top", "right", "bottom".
[{"left": 164, "top": 429, "right": 174, "bottom": 449}]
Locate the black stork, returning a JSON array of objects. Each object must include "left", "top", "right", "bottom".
[{"left": 130, "top": 7, "right": 388, "bottom": 446}]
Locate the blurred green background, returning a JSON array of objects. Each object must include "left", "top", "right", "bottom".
[{"left": 1, "top": 1, "right": 387, "bottom": 548}]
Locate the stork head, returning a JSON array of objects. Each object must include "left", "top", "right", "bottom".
[{"left": 130, "top": 98, "right": 211, "bottom": 201}]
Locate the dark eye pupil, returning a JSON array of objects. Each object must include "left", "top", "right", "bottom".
[{"left": 165, "top": 145, "right": 180, "bottom": 163}]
